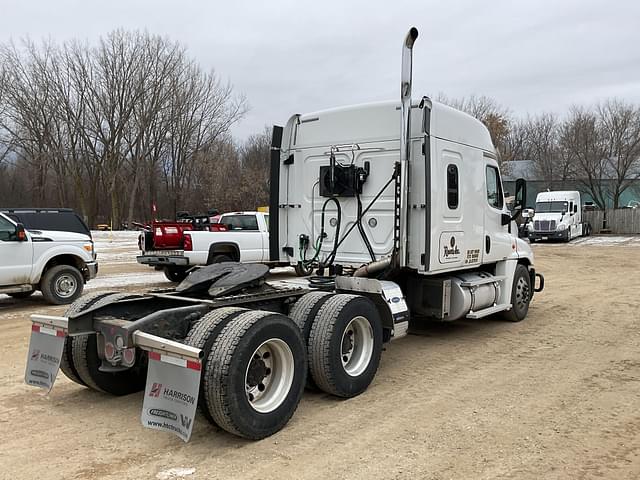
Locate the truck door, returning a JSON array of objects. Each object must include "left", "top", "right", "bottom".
[
  {"left": 0, "top": 215, "right": 33, "bottom": 286},
  {"left": 483, "top": 159, "right": 513, "bottom": 263}
]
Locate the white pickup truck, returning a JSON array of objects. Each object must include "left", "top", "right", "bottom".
[
  {"left": 184, "top": 211, "right": 270, "bottom": 264},
  {"left": 0, "top": 211, "right": 98, "bottom": 304},
  {"left": 138, "top": 211, "right": 293, "bottom": 281}
]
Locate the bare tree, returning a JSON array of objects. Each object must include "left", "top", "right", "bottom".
[
  {"left": 560, "top": 107, "right": 608, "bottom": 209},
  {"left": 0, "top": 30, "right": 247, "bottom": 225},
  {"left": 521, "top": 112, "right": 577, "bottom": 185},
  {"left": 238, "top": 127, "right": 271, "bottom": 208},
  {"left": 162, "top": 62, "right": 247, "bottom": 216},
  {"left": 597, "top": 99, "right": 640, "bottom": 208},
  {"left": 0, "top": 40, "right": 60, "bottom": 204}
]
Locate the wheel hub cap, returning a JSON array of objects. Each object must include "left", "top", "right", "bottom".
[
  {"left": 245, "top": 338, "right": 294, "bottom": 413},
  {"left": 340, "top": 316, "right": 374, "bottom": 377},
  {"left": 55, "top": 274, "right": 77, "bottom": 298}
]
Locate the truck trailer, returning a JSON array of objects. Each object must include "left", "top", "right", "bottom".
[
  {"left": 25, "top": 28, "right": 544, "bottom": 442},
  {"left": 528, "top": 190, "right": 592, "bottom": 242}
]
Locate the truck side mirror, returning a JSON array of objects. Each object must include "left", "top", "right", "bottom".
[
  {"left": 504, "top": 178, "right": 527, "bottom": 226},
  {"left": 15, "top": 223, "right": 27, "bottom": 241},
  {"left": 514, "top": 178, "right": 526, "bottom": 212}
]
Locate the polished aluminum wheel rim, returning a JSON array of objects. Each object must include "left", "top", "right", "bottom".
[
  {"left": 245, "top": 338, "right": 294, "bottom": 413},
  {"left": 340, "top": 316, "right": 374, "bottom": 377}
]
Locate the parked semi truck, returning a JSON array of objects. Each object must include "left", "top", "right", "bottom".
[
  {"left": 528, "top": 190, "right": 592, "bottom": 242},
  {"left": 25, "top": 28, "right": 544, "bottom": 442}
]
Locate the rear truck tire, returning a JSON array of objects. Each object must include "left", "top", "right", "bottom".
[
  {"left": 501, "top": 264, "right": 532, "bottom": 322},
  {"left": 203, "top": 310, "right": 306, "bottom": 439},
  {"left": 8, "top": 290, "right": 35, "bottom": 299},
  {"left": 40, "top": 264, "right": 84, "bottom": 305},
  {"left": 294, "top": 262, "right": 313, "bottom": 277},
  {"left": 289, "top": 291, "right": 333, "bottom": 389},
  {"left": 71, "top": 293, "right": 147, "bottom": 395},
  {"left": 164, "top": 267, "right": 188, "bottom": 283},
  {"left": 60, "top": 291, "right": 117, "bottom": 386},
  {"left": 308, "top": 294, "right": 383, "bottom": 398},
  {"left": 182, "top": 307, "right": 248, "bottom": 424},
  {"left": 210, "top": 254, "right": 233, "bottom": 264}
]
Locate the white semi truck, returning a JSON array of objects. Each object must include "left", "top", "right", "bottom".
[
  {"left": 528, "top": 190, "right": 592, "bottom": 242},
  {"left": 24, "top": 28, "right": 544, "bottom": 442}
]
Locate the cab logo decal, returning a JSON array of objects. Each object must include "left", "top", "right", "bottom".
[{"left": 443, "top": 236, "right": 460, "bottom": 258}]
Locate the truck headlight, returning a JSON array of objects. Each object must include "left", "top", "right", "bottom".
[{"left": 556, "top": 224, "right": 567, "bottom": 231}]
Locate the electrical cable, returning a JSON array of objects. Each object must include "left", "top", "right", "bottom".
[
  {"left": 301, "top": 158, "right": 395, "bottom": 272},
  {"left": 299, "top": 196, "right": 341, "bottom": 267},
  {"left": 356, "top": 189, "right": 376, "bottom": 262},
  {"left": 330, "top": 168, "right": 398, "bottom": 256},
  {"left": 319, "top": 196, "right": 341, "bottom": 267}
]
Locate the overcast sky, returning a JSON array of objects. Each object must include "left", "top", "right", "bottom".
[{"left": 3, "top": 0, "right": 640, "bottom": 140}]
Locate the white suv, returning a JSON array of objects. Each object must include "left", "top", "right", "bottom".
[{"left": 0, "top": 211, "right": 98, "bottom": 304}]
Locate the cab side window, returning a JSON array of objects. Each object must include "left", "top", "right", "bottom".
[
  {"left": 447, "top": 164, "right": 459, "bottom": 209},
  {"left": 222, "top": 215, "right": 259, "bottom": 231},
  {"left": 486, "top": 166, "right": 504, "bottom": 210},
  {"left": 0, "top": 216, "right": 16, "bottom": 242}
]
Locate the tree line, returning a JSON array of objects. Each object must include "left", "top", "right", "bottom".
[
  {"left": 0, "top": 30, "right": 270, "bottom": 226},
  {"left": 1, "top": 31, "right": 639, "bottom": 225}
]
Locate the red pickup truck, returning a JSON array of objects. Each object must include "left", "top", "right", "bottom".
[{"left": 137, "top": 213, "right": 227, "bottom": 281}]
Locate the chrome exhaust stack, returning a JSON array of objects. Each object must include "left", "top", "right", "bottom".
[
  {"left": 400, "top": 27, "right": 418, "bottom": 166},
  {"left": 398, "top": 27, "right": 418, "bottom": 267}
]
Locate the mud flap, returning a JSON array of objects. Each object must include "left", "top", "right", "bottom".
[
  {"left": 141, "top": 351, "right": 202, "bottom": 442},
  {"left": 25, "top": 324, "right": 66, "bottom": 392}
]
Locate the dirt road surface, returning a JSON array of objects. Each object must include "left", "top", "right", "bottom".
[{"left": 1, "top": 237, "right": 639, "bottom": 479}]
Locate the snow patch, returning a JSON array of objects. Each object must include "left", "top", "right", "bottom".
[
  {"left": 92, "top": 230, "right": 142, "bottom": 265},
  {"left": 532, "top": 235, "right": 640, "bottom": 247}
]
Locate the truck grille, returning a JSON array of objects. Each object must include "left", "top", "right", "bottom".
[{"left": 534, "top": 220, "right": 556, "bottom": 232}]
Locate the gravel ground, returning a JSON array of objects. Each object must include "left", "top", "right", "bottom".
[{"left": 0, "top": 235, "right": 639, "bottom": 479}]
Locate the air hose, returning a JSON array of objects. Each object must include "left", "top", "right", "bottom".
[
  {"left": 299, "top": 196, "right": 342, "bottom": 267},
  {"left": 299, "top": 166, "right": 398, "bottom": 271}
]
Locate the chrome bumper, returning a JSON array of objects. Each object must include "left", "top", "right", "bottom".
[{"left": 137, "top": 255, "right": 189, "bottom": 267}]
